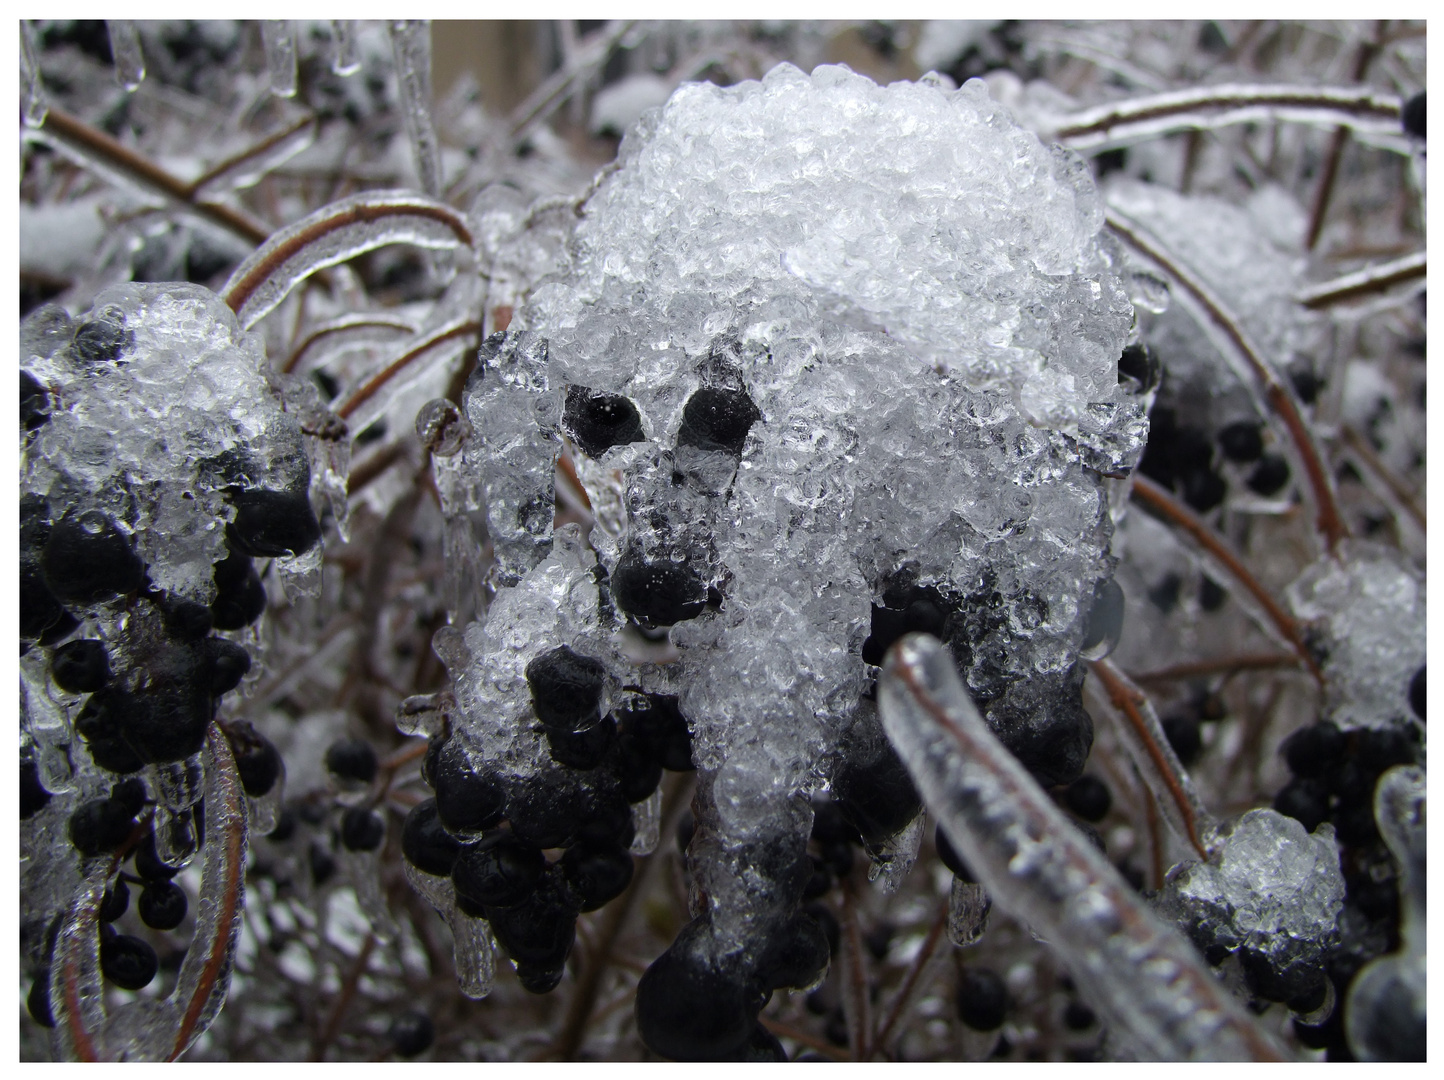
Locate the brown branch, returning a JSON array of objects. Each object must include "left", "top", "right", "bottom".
[
  {"left": 1133, "top": 652, "right": 1302, "bottom": 685},
  {"left": 309, "top": 933, "right": 378, "bottom": 1061},
  {"left": 1130, "top": 474, "right": 1323, "bottom": 682},
  {"left": 34, "top": 105, "right": 271, "bottom": 246},
  {"left": 869, "top": 897, "right": 949, "bottom": 1060},
  {"left": 1107, "top": 210, "right": 1349, "bottom": 552},
  {"left": 1305, "top": 22, "right": 1387, "bottom": 251},
  {"left": 186, "top": 114, "right": 317, "bottom": 197},
  {"left": 1297, "top": 251, "right": 1426, "bottom": 308},
  {"left": 336, "top": 319, "right": 481, "bottom": 420},
  {"left": 1142, "top": 776, "right": 1165, "bottom": 889},
  {"left": 283, "top": 314, "right": 418, "bottom": 374},
  {"left": 1340, "top": 423, "right": 1426, "bottom": 532},
  {"left": 1091, "top": 658, "right": 1209, "bottom": 861},
  {"left": 838, "top": 881, "right": 872, "bottom": 1061}
]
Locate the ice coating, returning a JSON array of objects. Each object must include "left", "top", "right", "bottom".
[
  {"left": 1287, "top": 542, "right": 1427, "bottom": 730},
  {"left": 439, "top": 64, "right": 1146, "bottom": 1005},
  {"left": 1155, "top": 809, "right": 1345, "bottom": 983}
]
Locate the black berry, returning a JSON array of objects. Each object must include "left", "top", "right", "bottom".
[
  {"left": 802, "top": 856, "right": 832, "bottom": 899},
  {"left": 956, "top": 967, "right": 1007, "bottom": 1031},
  {"left": 21, "top": 760, "right": 52, "bottom": 819},
  {"left": 41, "top": 512, "right": 145, "bottom": 605},
  {"left": 562, "top": 385, "right": 646, "bottom": 458},
  {"left": 1274, "top": 777, "right": 1330, "bottom": 832},
  {"left": 401, "top": 799, "right": 461, "bottom": 877},
  {"left": 677, "top": 386, "right": 760, "bottom": 456},
  {"left": 50, "top": 639, "right": 111, "bottom": 694},
  {"left": 100, "top": 880, "right": 130, "bottom": 923},
  {"left": 158, "top": 594, "right": 213, "bottom": 641},
  {"left": 28, "top": 969, "right": 55, "bottom": 1028},
  {"left": 525, "top": 645, "right": 607, "bottom": 730},
  {"left": 484, "top": 868, "right": 578, "bottom": 990},
  {"left": 636, "top": 922, "right": 759, "bottom": 1060},
  {"left": 1217, "top": 421, "right": 1264, "bottom": 463},
  {"left": 138, "top": 880, "right": 188, "bottom": 930},
  {"left": 226, "top": 488, "right": 321, "bottom": 559},
  {"left": 1281, "top": 722, "right": 1345, "bottom": 778},
  {"left": 610, "top": 551, "right": 708, "bottom": 628},
  {"left": 309, "top": 842, "right": 337, "bottom": 886},
  {"left": 1402, "top": 91, "right": 1425, "bottom": 139},
  {"left": 429, "top": 738, "right": 506, "bottom": 835},
  {"left": 111, "top": 777, "right": 148, "bottom": 818},
  {"left": 74, "top": 691, "right": 146, "bottom": 774},
  {"left": 1063, "top": 999, "right": 1096, "bottom": 1030},
  {"left": 618, "top": 695, "right": 695, "bottom": 772},
  {"left": 1117, "top": 342, "right": 1162, "bottom": 392},
  {"left": 1161, "top": 712, "right": 1203, "bottom": 767},
  {"left": 225, "top": 721, "right": 282, "bottom": 797},
  {"left": 68, "top": 797, "right": 136, "bottom": 857},
  {"left": 754, "top": 912, "right": 831, "bottom": 992},
  {"left": 388, "top": 1009, "right": 435, "bottom": 1057},
  {"left": 340, "top": 807, "right": 385, "bottom": 851},
  {"left": 1063, "top": 774, "right": 1112, "bottom": 822},
  {"left": 100, "top": 933, "right": 158, "bottom": 990},
  {"left": 831, "top": 741, "right": 921, "bottom": 845},
  {"left": 615, "top": 729, "right": 664, "bottom": 803},
  {"left": 1199, "top": 576, "right": 1228, "bottom": 612},
  {"left": 325, "top": 737, "right": 378, "bottom": 784},
  {"left": 133, "top": 829, "right": 181, "bottom": 882},
  {"left": 544, "top": 717, "right": 616, "bottom": 770},
  {"left": 203, "top": 637, "right": 252, "bottom": 695},
  {"left": 452, "top": 833, "right": 545, "bottom": 910},
  {"left": 934, "top": 824, "right": 975, "bottom": 881},
  {"left": 561, "top": 841, "right": 634, "bottom": 911},
  {"left": 210, "top": 551, "right": 267, "bottom": 630},
  {"left": 1247, "top": 454, "right": 1291, "bottom": 496},
  {"left": 70, "top": 311, "right": 131, "bottom": 363}
]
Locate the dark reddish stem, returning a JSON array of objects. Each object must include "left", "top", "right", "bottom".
[
  {"left": 336, "top": 320, "right": 481, "bottom": 421},
  {"left": 869, "top": 896, "right": 949, "bottom": 1059}
]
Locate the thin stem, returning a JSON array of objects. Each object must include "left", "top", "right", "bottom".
[
  {"left": 1297, "top": 250, "right": 1426, "bottom": 308},
  {"left": 309, "top": 934, "right": 378, "bottom": 1060},
  {"left": 838, "top": 881, "right": 872, "bottom": 1061},
  {"left": 337, "top": 319, "right": 481, "bottom": 420},
  {"left": 1130, "top": 475, "right": 1323, "bottom": 682},
  {"left": 187, "top": 115, "right": 317, "bottom": 197},
  {"left": 1141, "top": 777, "right": 1165, "bottom": 889},
  {"left": 869, "top": 896, "right": 949, "bottom": 1060},
  {"left": 1133, "top": 652, "right": 1302, "bottom": 685},
  {"left": 1304, "top": 22, "right": 1386, "bottom": 251},
  {"left": 283, "top": 314, "right": 418, "bottom": 374},
  {"left": 1107, "top": 208, "right": 1349, "bottom": 552},
  {"left": 1339, "top": 423, "right": 1426, "bottom": 532},
  {"left": 508, "top": 21, "right": 638, "bottom": 143}
]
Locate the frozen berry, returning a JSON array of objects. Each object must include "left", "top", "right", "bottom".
[
  {"left": 50, "top": 639, "right": 110, "bottom": 694},
  {"left": 1063, "top": 999, "right": 1096, "bottom": 1030},
  {"left": 68, "top": 797, "right": 136, "bottom": 857},
  {"left": 133, "top": 829, "right": 181, "bottom": 882},
  {"left": 1274, "top": 777, "right": 1330, "bottom": 832},
  {"left": 1117, "top": 342, "right": 1161, "bottom": 392},
  {"left": 453, "top": 833, "right": 545, "bottom": 909},
  {"left": 610, "top": 552, "right": 708, "bottom": 627},
  {"left": 225, "top": 721, "right": 282, "bottom": 797},
  {"left": 754, "top": 912, "right": 831, "bottom": 992},
  {"left": 100, "top": 933, "right": 158, "bottom": 991},
  {"left": 934, "top": 824, "right": 975, "bottom": 881},
  {"left": 388, "top": 1009, "right": 435, "bottom": 1057},
  {"left": 340, "top": 807, "right": 385, "bottom": 851},
  {"left": 1408, "top": 665, "right": 1424, "bottom": 721},
  {"left": 485, "top": 870, "right": 578, "bottom": 987},
  {"left": 429, "top": 738, "right": 506, "bottom": 835},
  {"left": 820, "top": 840, "right": 854, "bottom": 879},
  {"left": 73, "top": 691, "right": 144, "bottom": 775},
  {"left": 21, "top": 760, "right": 52, "bottom": 819},
  {"left": 203, "top": 637, "right": 252, "bottom": 695},
  {"left": 544, "top": 717, "right": 616, "bottom": 770},
  {"left": 95, "top": 683, "right": 213, "bottom": 766},
  {"left": 309, "top": 841, "right": 337, "bottom": 886},
  {"left": 525, "top": 646, "right": 607, "bottom": 730},
  {"left": 158, "top": 595, "right": 213, "bottom": 641},
  {"left": 110, "top": 777, "right": 148, "bottom": 819},
  {"left": 619, "top": 695, "right": 695, "bottom": 772},
  {"left": 210, "top": 551, "right": 267, "bottom": 630},
  {"left": 325, "top": 737, "right": 378, "bottom": 784},
  {"left": 956, "top": 967, "right": 1007, "bottom": 1031},
  {"left": 70, "top": 310, "right": 131, "bottom": 363},
  {"left": 1199, "top": 576, "right": 1227, "bottom": 611},
  {"left": 225, "top": 488, "right": 321, "bottom": 559},
  {"left": 561, "top": 841, "right": 634, "bottom": 911},
  {"left": 1281, "top": 722, "right": 1345, "bottom": 778},
  {"left": 1161, "top": 712, "right": 1202, "bottom": 767},
  {"left": 804, "top": 902, "right": 841, "bottom": 957},
  {"left": 677, "top": 386, "right": 760, "bottom": 456},
  {"left": 1402, "top": 90, "right": 1425, "bottom": 139},
  {"left": 1063, "top": 774, "right": 1112, "bottom": 822},
  {"left": 810, "top": 800, "right": 861, "bottom": 848},
  {"left": 100, "top": 880, "right": 130, "bottom": 923},
  {"left": 831, "top": 742, "right": 921, "bottom": 845},
  {"left": 401, "top": 799, "right": 461, "bottom": 877},
  {"left": 563, "top": 386, "right": 645, "bottom": 459},
  {"left": 615, "top": 730, "right": 664, "bottom": 803},
  {"left": 138, "top": 880, "right": 188, "bottom": 930},
  {"left": 636, "top": 924, "right": 759, "bottom": 1060},
  {"left": 1182, "top": 468, "right": 1227, "bottom": 513},
  {"left": 1248, "top": 454, "right": 1291, "bottom": 496},
  {"left": 1357, "top": 726, "right": 1417, "bottom": 772},
  {"left": 20, "top": 560, "right": 67, "bottom": 641},
  {"left": 41, "top": 511, "right": 145, "bottom": 605},
  {"left": 27, "top": 968, "right": 55, "bottom": 1028},
  {"left": 1217, "top": 421, "right": 1264, "bottom": 463},
  {"left": 1289, "top": 366, "right": 1321, "bottom": 405},
  {"left": 802, "top": 856, "right": 832, "bottom": 899}
]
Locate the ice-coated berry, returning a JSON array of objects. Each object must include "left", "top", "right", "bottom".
[
  {"left": 225, "top": 488, "right": 321, "bottom": 559},
  {"left": 615, "top": 730, "right": 664, "bottom": 802},
  {"left": 1273, "top": 777, "right": 1330, "bottom": 833},
  {"left": 388, "top": 1009, "right": 435, "bottom": 1057},
  {"left": 484, "top": 869, "right": 578, "bottom": 988},
  {"left": 1199, "top": 576, "right": 1227, "bottom": 612},
  {"left": 452, "top": 833, "right": 545, "bottom": 909},
  {"left": 401, "top": 799, "right": 461, "bottom": 876},
  {"left": 41, "top": 511, "right": 145, "bottom": 605},
  {"left": 934, "top": 824, "right": 975, "bottom": 882},
  {"left": 1247, "top": 454, "right": 1291, "bottom": 496},
  {"left": 562, "top": 386, "right": 646, "bottom": 459},
  {"left": 831, "top": 741, "right": 922, "bottom": 845},
  {"left": 636, "top": 923, "right": 759, "bottom": 1060},
  {"left": 429, "top": 738, "right": 506, "bottom": 835},
  {"left": 21, "top": 760, "right": 52, "bottom": 819},
  {"left": 802, "top": 856, "right": 832, "bottom": 899},
  {"left": 20, "top": 559, "right": 67, "bottom": 641},
  {"left": 1408, "top": 665, "right": 1424, "bottom": 721},
  {"left": 27, "top": 968, "right": 55, "bottom": 1028},
  {"left": 1402, "top": 90, "right": 1425, "bottom": 139},
  {"left": 754, "top": 912, "right": 831, "bottom": 992},
  {"left": 100, "top": 933, "right": 158, "bottom": 991},
  {"left": 1063, "top": 1000, "right": 1097, "bottom": 1031},
  {"left": 225, "top": 721, "right": 282, "bottom": 797},
  {"left": 1063, "top": 774, "right": 1112, "bottom": 822},
  {"left": 69, "top": 309, "right": 131, "bottom": 363},
  {"left": 677, "top": 386, "right": 760, "bottom": 456},
  {"left": 810, "top": 800, "right": 861, "bottom": 848},
  {"left": 525, "top": 645, "right": 607, "bottom": 730},
  {"left": 1281, "top": 721, "right": 1345, "bottom": 778},
  {"left": 158, "top": 594, "right": 213, "bottom": 641},
  {"left": 325, "top": 736, "right": 379, "bottom": 784},
  {"left": 1161, "top": 712, "right": 1202, "bottom": 767},
  {"left": 74, "top": 691, "right": 145, "bottom": 774},
  {"left": 561, "top": 841, "right": 634, "bottom": 911},
  {"left": 138, "top": 880, "right": 188, "bottom": 930},
  {"left": 210, "top": 551, "right": 267, "bottom": 630},
  {"left": 89, "top": 683, "right": 213, "bottom": 766},
  {"left": 618, "top": 695, "right": 695, "bottom": 772},
  {"left": 956, "top": 967, "right": 1007, "bottom": 1031},
  {"left": 610, "top": 551, "right": 708, "bottom": 627},
  {"left": 100, "top": 880, "right": 130, "bottom": 923},
  {"left": 21, "top": 369, "right": 49, "bottom": 430},
  {"left": 50, "top": 638, "right": 111, "bottom": 694},
  {"left": 1117, "top": 342, "right": 1161, "bottom": 392},
  {"left": 110, "top": 777, "right": 148, "bottom": 818},
  {"left": 861, "top": 587, "right": 951, "bottom": 665},
  {"left": 68, "top": 797, "right": 136, "bottom": 857},
  {"left": 1217, "top": 421, "right": 1264, "bottom": 463},
  {"left": 544, "top": 717, "right": 616, "bottom": 770},
  {"left": 133, "top": 829, "right": 181, "bottom": 882},
  {"left": 204, "top": 637, "right": 252, "bottom": 695},
  {"left": 340, "top": 807, "right": 385, "bottom": 851}
]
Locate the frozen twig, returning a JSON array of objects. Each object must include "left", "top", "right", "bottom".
[
  {"left": 508, "top": 21, "right": 638, "bottom": 144},
  {"left": 838, "top": 881, "right": 872, "bottom": 1061},
  {"left": 389, "top": 22, "right": 442, "bottom": 198},
  {"left": 1296, "top": 250, "right": 1427, "bottom": 309},
  {"left": 1338, "top": 424, "right": 1426, "bottom": 533},
  {"left": 188, "top": 115, "right": 318, "bottom": 199},
  {"left": 1130, "top": 474, "right": 1324, "bottom": 681},
  {"left": 1133, "top": 652, "right": 1302, "bottom": 684},
  {"left": 1304, "top": 23, "right": 1387, "bottom": 251},
  {"left": 878, "top": 634, "right": 1291, "bottom": 1061},
  {"left": 1052, "top": 82, "right": 1404, "bottom": 150},
  {"left": 868, "top": 896, "right": 949, "bottom": 1060},
  {"left": 309, "top": 934, "right": 377, "bottom": 1060},
  {"left": 336, "top": 317, "right": 481, "bottom": 422},
  {"left": 1108, "top": 208, "right": 1349, "bottom": 553},
  {"left": 283, "top": 313, "right": 420, "bottom": 374}
]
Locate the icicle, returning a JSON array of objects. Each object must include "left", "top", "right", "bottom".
[
  {"left": 21, "top": 655, "right": 77, "bottom": 792},
  {"left": 330, "top": 21, "right": 361, "bottom": 76},
  {"left": 20, "top": 20, "right": 48, "bottom": 127},
  {"left": 106, "top": 21, "right": 145, "bottom": 91},
  {"left": 403, "top": 861, "right": 494, "bottom": 999},
  {"left": 878, "top": 633, "right": 1290, "bottom": 1062},
  {"left": 340, "top": 846, "right": 399, "bottom": 942},
  {"left": 261, "top": 21, "right": 298, "bottom": 98},
  {"left": 152, "top": 755, "right": 206, "bottom": 813},
  {"left": 945, "top": 877, "right": 991, "bottom": 948},
  {"left": 246, "top": 755, "right": 286, "bottom": 836},
  {"left": 388, "top": 21, "right": 442, "bottom": 198},
  {"left": 865, "top": 811, "right": 926, "bottom": 894},
  {"left": 629, "top": 787, "right": 662, "bottom": 856},
  {"left": 153, "top": 805, "right": 198, "bottom": 870},
  {"left": 396, "top": 692, "right": 448, "bottom": 738}
]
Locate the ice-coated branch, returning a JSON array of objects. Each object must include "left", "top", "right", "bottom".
[
  {"left": 1296, "top": 251, "right": 1427, "bottom": 309},
  {"left": 20, "top": 19, "right": 47, "bottom": 127},
  {"left": 283, "top": 313, "right": 419, "bottom": 374},
  {"left": 508, "top": 20, "right": 639, "bottom": 144},
  {"left": 868, "top": 897, "right": 949, "bottom": 1060},
  {"left": 1108, "top": 207, "right": 1349, "bottom": 553},
  {"left": 1338, "top": 424, "right": 1427, "bottom": 534},
  {"left": 187, "top": 116, "right": 318, "bottom": 198},
  {"left": 330, "top": 20, "right": 361, "bottom": 76},
  {"left": 1051, "top": 83, "right": 1405, "bottom": 151},
  {"left": 1130, "top": 474, "right": 1324, "bottom": 681},
  {"left": 220, "top": 190, "right": 475, "bottom": 328},
  {"left": 336, "top": 317, "right": 481, "bottom": 424},
  {"left": 260, "top": 21, "right": 298, "bottom": 98},
  {"left": 878, "top": 634, "right": 1291, "bottom": 1062},
  {"left": 388, "top": 22, "right": 442, "bottom": 198},
  {"left": 106, "top": 21, "right": 145, "bottom": 91},
  {"left": 1088, "top": 658, "right": 1215, "bottom": 859}
]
